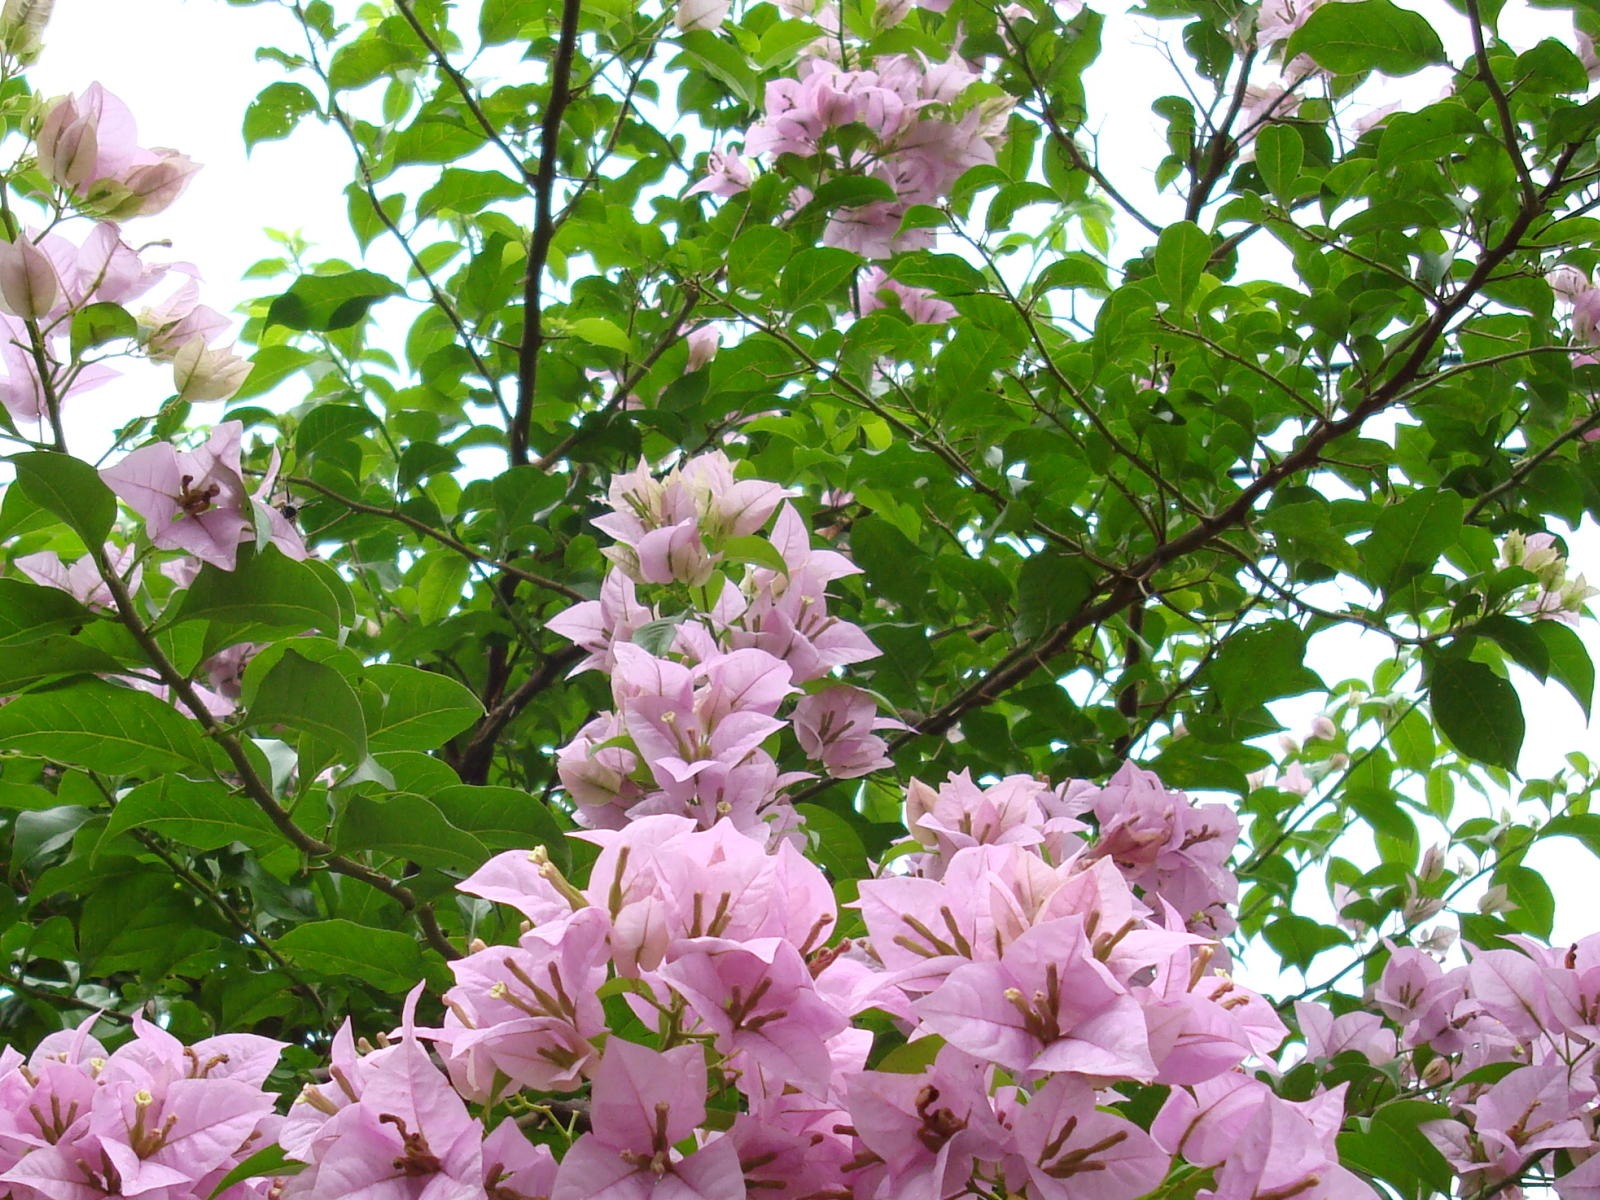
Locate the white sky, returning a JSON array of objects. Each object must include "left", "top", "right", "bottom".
[{"left": 34, "top": 0, "right": 1600, "bottom": 938}]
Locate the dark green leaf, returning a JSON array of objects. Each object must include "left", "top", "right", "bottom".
[
  {"left": 1362, "top": 489, "right": 1462, "bottom": 593},
  {"left": 1428, "top": 656, "right": 1523, "bottom": 770},
  {"left": 0, "top": 578, "right": 93, "bottom": 648},
  {"left": 0, "top": 680, "right": 212, "bottom": 774},
  {"left": 247, "top": 649, "right": 368, "bottom": 764},
  {"left": 277, "top": 919, "right": 428, "bottom": 991},
  {"left": 1376, "top": 103, "right": 1481, "bottom": 173},
  {"left": 265, "top": 270, "right": 402, "bottom": 333},
  {"left": 1534, "top": 620, "right": 1593, "bottom": 718}
]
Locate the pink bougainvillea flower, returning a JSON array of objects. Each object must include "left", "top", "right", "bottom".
[
  {"left": 550, "top": 1040, "right": 743, "bottom": 1200},
  {"left": 1006, "top": 1075, "right": 1168, "bottom": 1200},
  {"left": 36, "top": 83, "right": 199, "bottom": 218},
  {"left": 792, "top": 685, "right": 900, "bottom": 778},
  {"left": 916, "top": 915, "right": 1156, "bottom": 1079},
  {"left": 99, "top": 421, "right": 306, "bottom": 570},
  {"left": 0, "top": 234, "right": 59, "bottom": 320}
]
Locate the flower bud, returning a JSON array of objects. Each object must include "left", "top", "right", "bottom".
[
  {"left": 1420, "top": 1055, "right": 1453, "bottom": 1087},
  {"left": 0, "top": 234, "right": 58, "bottom": 319},
  {"left": 1419, "top": 844, "right": 1445, "bottom": 882},
  {"left": 684, "top": 324, "right": 720, "bottom": 372},
  {"left": 171, "top": 337, "right": 250, "bottom": 403},
  {"left": 1477, "top": 883, "right": 1515, "bottom": 916},
  {"left": 0, "top": 0, "right": 51, "bottom": 64},
  {"left": 675, "top": 0, "right": 730, "bottom": 30},
  {"left": 1309, "top": 714, "right": 1337, "bottom": 741},
  {"left": 97, "top": 149, "right": 200, "bottom": 219}
]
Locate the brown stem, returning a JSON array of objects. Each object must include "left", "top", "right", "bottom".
[{"left": 510, "top": 0, "right": 584, "bottom": 466}]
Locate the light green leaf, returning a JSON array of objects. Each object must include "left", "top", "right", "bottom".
[
  {"left": 1155, "top": 220, "right": 1210, "bottom": 313},
  {"left": 243, "top": 81, "right": 320, "bottom": 150},
  {"left": 1285, "top": 0, "right": 1446, "bottom": 75},
  {"left": 9, "top": 451, "right": 116, "bottom": 546}
]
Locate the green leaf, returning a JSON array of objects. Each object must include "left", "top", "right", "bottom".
[
  {"left": 247, "top": 649, "right": 368, "bottom": 764},
  {"left": 0, "top": 635, "right": 126, "bottom": 693},
  {"left": 328, "top": 36, "right": 415, "bottom": 91},
  {"left": 1361, "top": 489, "right": 1462, "bottom": 593},
  {"left": 1338, "top": 1100, "right": 1454, "bottom": 1198},
  {"left": 807, "top": 174, "right": 900, "bottom": 211},
  {"left": 232, "top": 346, "right": 317, "bottom": 402},
  {"left": 720, "top": 534, "right": 789, "bottom": 577},
  {"left": 416, "top": 554, "right": 470, "bottom": 624},
  {"left": 365, "top": 663, "right": 484, "bottom": 752},
  {"left": 69, "top": 301, "right": 137, "bottom": 359},
  {"left": 9, "top": 451, "right": 116, "bottom": 546},
  {"left": 1264, "top": 914, "right": 1349, "bottom": 970},
  {"left": 1428, "top": 656, "right": 1523, "bottom": 771},
  {"left": 430, "top": 784, "right": 570, "bottom": 870},
  {"left": 1377, "top": 102, "right": 1482, "bottom": 174},
  {"left": 1201, "top": 620, "right": 1324, "bottom": 715},
  {"left": 479, "top": 0, "right": 530, "bottom": 43},
  {"left": 243, "top": 81, "right": 320, "bottom": 150},
  {"left": 1154, "top": 220, "right": 1210, "bottom": 313},
  {"left": 1285, "top": 0, "right": 1446, "bottom": 75},
  {"left": 1496, "top": 863, "right": 1554, "bottom": 937},
  {"left": 0, "top": 680, "right": 212, "bottom": 774},
  {"left": 103, "top": 776, "right": 281, "bottom": 852},
  {"left": 0, "top": 578, "right": 93, "bottom": 648},
  {"left": 1254, "top": 124, "right": 1303, "bottom": 204},
  {"left": 1014, "top": 551, "right": 1095, "bottom": 640},
  {"left": 782, "top": 247, "right": 862, "bottom": 311},
  {"left": 675, "top": 29, "right": 759, "bottom": 105},
  {"left": 797, "top": 803, "right": 871, "bottom": 883},
  {"left": 334, "top": 792, "right": 487, "bottom": 870},
  {"left": 173, "top": 544, "right": 344, "bottom": 641},
  {"left": 80, "top": 871, "right": 216, "bottom": 974},
  {"left": 210, "top": 1144, "right": 302, "bottom": 1198},
  {"left": 417, "top": 168, "right": 527, "bottom": 218},
  {"left": 277, "top": 919, "right": 428, "bottom": 991},
  {"left": 1534, "top": 620, "right": 1594, "bottom": 718},
  {"left": 567, "top": 317, "right": 636, "bottom": 355},
  {"left": 265, "top": 269, "right": 402, "bottom": 333}
]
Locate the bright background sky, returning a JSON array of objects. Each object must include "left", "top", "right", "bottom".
[{"left": 33, "top": 0, "right": 1600, "bottom": 942}]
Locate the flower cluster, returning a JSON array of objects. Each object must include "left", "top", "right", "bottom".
[
  {"left": 547, "top": 450, "right": 892, "bottom": 837},
  {"left": 0, "top": 1015, "right": 282, "bottom": 1199},
  {"left": 0, "top": 84, "right": 248, "bottom": 426},
  {"left": 278, "top": 987, "right": 555, "bottom": 1198},
  {"left": 314, "top": 763, "right": 1344, "bottom": 1200},
  {"left": 1496, "top": 531, "right": 1596, "bottom": 626},
  {"left": 1377, "top": 936, "right": 1600, "bottom": 1199},
  {"left": 36, "top": 83, "right": 198, "bottom": 221},
  {"left": 697, "top": 53, "right": 1008, "bottom": 258}
]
